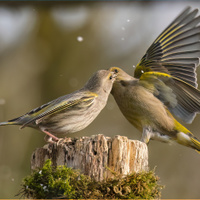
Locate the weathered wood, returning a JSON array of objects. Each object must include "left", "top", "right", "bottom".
[{"left": 31, "top": 134, "right": 148, "bottom": 181}]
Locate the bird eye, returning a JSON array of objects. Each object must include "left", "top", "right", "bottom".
[
  {"left": 114, "top": 69, "right": 118, "bottom": 73},
  {"left": 109, "top": 75, "right": 113, "bottom": 80}
]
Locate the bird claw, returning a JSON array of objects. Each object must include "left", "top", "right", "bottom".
[
  {"left": 44, "top": 133, "right": 72, "bottom": 147},
  {"left": 44, "top": 135, "right": 59, "bottom": 143},
  {"left": 56, "top": 137, "right": 72, "bottom": 146}
]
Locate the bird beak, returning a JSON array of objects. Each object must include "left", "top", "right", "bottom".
[{"left": 112, "top": 72, "right": 118, "bottom": 78}]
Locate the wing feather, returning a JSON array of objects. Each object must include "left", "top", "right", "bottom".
[
  {"left": 20, "top": 92, "right": 97, "bottom": 128},
  {"left": 140, "top": 72, "right": 200, "bottom": 123},
  {"left": 134, "top": 7, "right": 200, "bottom": 89}
]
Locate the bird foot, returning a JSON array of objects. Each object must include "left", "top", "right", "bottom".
[
  {"left": 56, "top": 137, "right": 72, "bottom": 146},
  {"left": 44, "top": 135, "right": 59, "bottom": 143},
  {"left": 42, "top": 128, "right": 60, "bottom": 143}
]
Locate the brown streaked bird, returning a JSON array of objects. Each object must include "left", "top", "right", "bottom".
[
  {"left": 0, "top": 70, "right": 116, "bottom": 142},
  {"left": 110, "top": 7, "right": 200, "bottom": 152}
]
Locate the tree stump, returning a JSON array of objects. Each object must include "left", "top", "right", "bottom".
[{"left": 31, "top": 134, "right": 148, "bottom": 181}]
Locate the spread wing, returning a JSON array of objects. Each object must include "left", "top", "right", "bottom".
[
  {"left": 139, "top": 72, "right": 200, "bottom": 123},
  {"left": 19, "top": 91, "right": 98, "bottom": 128},
  {"left": 134, "top": 7, "right": 200, "bottom": 88}
]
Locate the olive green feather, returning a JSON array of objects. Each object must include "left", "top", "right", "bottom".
[
  {"left": 20, "top": 92, "right": 97, "bottom": 129},
  {"left": 134, "top": 6, "right": 200, "bottom": 88},
  {"left": 140, "top": 72, "right": 200, "bottom": 123}
]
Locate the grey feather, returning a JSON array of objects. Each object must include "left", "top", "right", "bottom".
[{"left": 0, "top": 70, "right": 116, "bottom": 140}]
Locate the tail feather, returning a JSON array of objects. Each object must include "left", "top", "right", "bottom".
[
  {"left": 176, "top": 131, "right": 200, "bottom": 152},
  {"left": 0, "top": 115, "right": 36, "bottom": 128},
  {"left": 0, "top": 121, "right": 17, "bottom": 126},
  {"left": 0, "top": 116, "right": 25, "bottom": 127},
  {"left": 190, "top": 136, "right": 200, "bottom": 152}
]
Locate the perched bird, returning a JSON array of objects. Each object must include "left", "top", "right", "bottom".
[
  {"left": 0, "top": 70, "right": 116, "bottom": 142},
  {"left": 110, "top": 7, "right": 200, "bottom": 152}
]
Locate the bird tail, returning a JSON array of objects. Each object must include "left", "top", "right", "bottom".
[
  {"left": 0, "top": 116, "right": 24, "bottom": 127},
  {"left": 190, "top": 137, "right": 200, "bottom": 154},
  {"left": 0, "top": 121, "right": 11, "bottom": 126},
  {"left": 0, "top": 120, "right": 20, "bottom": 126},
  {"left": 176, "top": 131, "right": 200, "bottom": 153}
]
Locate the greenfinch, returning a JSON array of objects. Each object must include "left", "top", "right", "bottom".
[
  {"left": 110, "top": 7, "right": 200, "bottom": 152},
  {"left": 0, "top": 70, "right": 116, "bottom": 142}
]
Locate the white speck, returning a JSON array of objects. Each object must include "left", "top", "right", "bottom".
[
  {"left": 26, "top": 185, "right": 29, "bottom": 189},
  {"left": 127, "top": 19, "right": 130, "bottom": 22},
  {"left": 77, "top": 36, "right": 83, "bottom": 42},
  {"left": 11, "top": 178, "right": 14, "bottom": 182},
  {"left": 39, "top": 170, "right": 42, "bottom": 174},
  {"left": 132, "top": 65, "right": 135, "bottom": 69},
  {"left": 43, "top": 185, "right": 48, "bottom": 191},
  {"left": 121, "top": 37, "right": 125, "bottom": 41},
  {"left": 141, "top": 70, "right": 144, "bottom": 73},
  {"left": 40, "top": 183, "right": 43, "bottom": 187},
  {"left": 121, "top": 26, "right": 125, "bottom": 31}
]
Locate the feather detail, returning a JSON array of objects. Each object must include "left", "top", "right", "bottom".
[
  {"left": 134, "top": 7, "right": 200, "bottom": 88},
  {"left": 20, "top": 93, "right": 98, "bottom": 129},
  {"left": 139, "top": 72, "right": 200, "bottom": 123}
]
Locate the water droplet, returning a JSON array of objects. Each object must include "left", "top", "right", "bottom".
[{"left": 77, "top": 36, "right": 83, "bottom": 42}]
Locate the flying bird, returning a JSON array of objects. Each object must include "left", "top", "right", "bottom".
[{"left": 110, "top": 7, "right": 200, "bottom": 152}]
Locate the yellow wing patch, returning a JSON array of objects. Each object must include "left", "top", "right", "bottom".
[
  {"left": 140, "top": 72, "right": 172, "bottom": 80},
  {"left": 21, "top": 92, "right": 98, "bottom": 128}
]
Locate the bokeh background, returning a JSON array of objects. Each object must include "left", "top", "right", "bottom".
[{"left": 0, "top": 1, "right": 200, "bottom": 198}]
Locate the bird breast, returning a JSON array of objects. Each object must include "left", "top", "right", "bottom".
[
  {"left": 112, "top": 83, "right": 175, "bottom": 132},
  {"left": 39, "top": 95, "right": 107, "bottom": 136}
]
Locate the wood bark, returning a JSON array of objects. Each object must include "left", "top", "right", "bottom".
[{"left": 31, "top": 134, "right": 148, "bottom": 181}]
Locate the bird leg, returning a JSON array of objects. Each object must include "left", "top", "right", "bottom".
[
  {"left": 141, "top": 127, "right": 152, "bottom": 144},
  {"left": 41, "top": 128, "right": 59, "bottom": 143}
]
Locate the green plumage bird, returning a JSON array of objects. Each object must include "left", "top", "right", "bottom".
[
  {"left": 0, "top": 70, "right": 116, "bottom": 142},
  {"left": 110, "top": 7, "right": 200, "bottom": 152}
]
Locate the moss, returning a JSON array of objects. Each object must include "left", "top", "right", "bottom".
[{"left": 18, "top": 159, "right": 163, "bottom": 199}]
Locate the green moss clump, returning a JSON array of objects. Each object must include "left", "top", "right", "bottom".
[{"left": 18, "top": 159, "right": 163, "bottom": 199}]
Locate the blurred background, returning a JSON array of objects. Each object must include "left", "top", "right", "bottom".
[{"left": 0, "top": 1, "right": 200, "bottom": 198}]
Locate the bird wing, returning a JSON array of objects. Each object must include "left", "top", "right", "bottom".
[
  {"left": 134, "top": 7, "right": 200, "bottom": 88},
  {"left": 139, "top": 72, "right": 200, "bottom": 123},
  {"left": 20, "top": 91, "right": 98, "bottom": 129}
]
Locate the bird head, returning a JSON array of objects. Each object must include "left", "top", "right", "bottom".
[
  {"left": 109, "top": 67, "right": 134, "bottom": 82},
  {"left": 109, "top": 67, "right": 136, "bottom": 94},
  {"left": 85, "top": 69, "right": 117, "bottom": 94}
]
